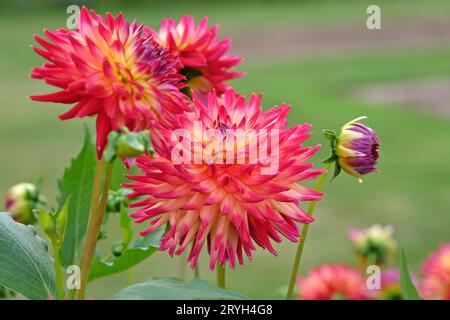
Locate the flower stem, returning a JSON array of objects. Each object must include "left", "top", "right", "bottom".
[
  {"left": 76, "top": 159, "right": 112, "bottom": 300},
  {"left": 217, "top": 264, "right": 225, "bottom": 289},
  {"left": 52, "top": 240, "right": 64, "bottom": 300},
  {"left": 286, "top": 162, "right": 332, "bottom": 300},
  {"left": 194, "top": 265, "right": 200, "bottom": 279}
]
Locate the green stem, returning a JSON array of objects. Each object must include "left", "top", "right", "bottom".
[
  {"left": 194, "top": 265, "right": 200, "bottom": 279},
  {"left": 217, "top": 264, "right": 225, "bottom": 289},
  {"left": 76, "top": 159, "right": 112, "bottom": 300},
  {"left": 286, "top": 162, "right": 332, "bottom": 300},
  {"left": 52, "top": 240, "right": 64, "bottom": 300}
]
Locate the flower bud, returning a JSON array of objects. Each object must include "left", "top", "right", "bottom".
[
  {"left": 4, "top": 183, "right": 46, "bottom": 225},
  {"left": 347, "top": 224, "right": 397, "bottom": 266},
  {"left": 336, "top": 116, "right": 379, "bottom": 181},
  {"left": 106, "top": 188, "right": 132, "bottom": 213},
  {"left": 104, "top": 127, "right": 152, "bottom": 162}
]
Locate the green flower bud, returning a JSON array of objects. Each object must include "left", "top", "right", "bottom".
[
  {"left": 104, "top": 127, "right": 153, "bottom": 162},
  {"left": 4, "top": 183, "right": 46, "bottom": 225}
]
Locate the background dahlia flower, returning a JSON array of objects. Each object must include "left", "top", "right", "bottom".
[
  {"left": 146, "top": 16, "right": 244, "bottom": 97},
  {"left": 297, "top": 264, "right": 370, "bottom": 300},
  {"left": 347, "top": 224, "right": 397, "bottom": 266},
  {"left": 30, "top": 7, "right": 188, "bottom": 157},
  {"left": 375, "top": 269, "right": 403, "bottom": 300},
  {"left": 125, "top": 89, "right": 324, "bottom": 269},
  {"left": 421, "top": 243, "right": 450, "bottom": 300}
]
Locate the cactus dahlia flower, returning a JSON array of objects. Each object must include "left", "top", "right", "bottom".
[
  {"left": 146, "top": 16, "right": 243, "bottom": 97},
  {"left": 297, "top": 264, "right": 370, "bottom": 300},
  {"left": 347, "top": 225, "right": 397, "bottom": 266},
  {"left": 30, "top": 7, "right": 188, "bottom": 157},
  {"left": 421, "top": 243, "right": 450, "bottom": 300},
  {"left": 125, "top": 89, "right": 325, "bottom": 269}
]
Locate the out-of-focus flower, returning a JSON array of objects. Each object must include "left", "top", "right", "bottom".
[
  {"left": 421, "top": 243, "right": 450, "bottom": 300},
  {"left": 336, "top": 116, "right": 379, "bottom": 181},
  {"left": 125, "top": 89, "right": 325, "bottom": 269},
  {"left": 348, "top": 225, "right": 397, "bottom": 266},
  {"left": 297, "top": 264, "right": 370, "bottom": 300},
  {"left": 147, "top": 16, "right": 244, "bottom": 97},
  {"left": 374, "top": 269, "right": 403, "bottom": 300},
  {"left": 30, "top": 7, "right": 188, "bottom": 158},
  {"left": 4, "top": 183, "right": 47, "bottom": 225}
]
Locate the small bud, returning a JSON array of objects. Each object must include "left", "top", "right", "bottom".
[
  {"left": 348, "top": 225, "right": 397, "bottom": 266},
  {"left": 106, "top": 188, "right": 132, "bottom": 213},
  {"left": 336, "top": 116, "right": 379, "bottom": 181},
  {"left": 104, "top": 127, "right": 153, "bottom": 162},
  {"left": 4, "top": 183, "right": 46, "bottom": 225}
]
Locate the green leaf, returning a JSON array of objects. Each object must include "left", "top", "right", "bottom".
[
  {"left": 110, "top": 157, "right": 130, "bottom": 190},
  {"left": 112, "top": 277, "right": 248, "bottom": 300},
  {"left": 55, "top": 197, "right": 70, "bottom": 246},
  {"left": 118, "top": 203, "right": 133, "bottom": 248},
  {"left": 400, "top": 249, "right": 421, "bottom": 300},
  {"left": 88, "top": 227, "right": 164, "bottom": 282},
  {"left": 0, "top": 214, "right": 57, "bottom": 300},
  {"left": 332, "top": 161, "right": 342, "bottom": 180},
  {"left": 58, "top": 126, "right": 96, "bottom": 266},
  {"left": 322, "top": 129, "right": 337, "bottom": 142}
]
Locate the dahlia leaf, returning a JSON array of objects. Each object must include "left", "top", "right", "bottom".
[
  {"left": 0, "top": 214, "right": 57, "bottom": 299},
  {"left": 399, "top": 249, "right": 421, "bottom": 300},
  {"left": 58, "top": 125, "right": 96, "bottom": 266},
  {"left": 88, "top": 227, "right": 164, "bottom": 282},
  {"left": 110, "top": 156, "right": 130, "bottom": 190},
  {"left": 111, "top": 277, "right": 248, "bottom": 300}
]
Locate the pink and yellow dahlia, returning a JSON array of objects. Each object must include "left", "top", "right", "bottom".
[
  {"left": 146, "top": 16, "right": 243, "bottom": 97},
  {"left": 421, "top": 243, "right": 450, "bottom": 300},
  {"left": 298, "top": 264, "right": 370, "bottom": 300},
  {"left": 30, "top": 7, "right": 188, "bottom": 157},
  {"left": 125, "top": 89, "right": 324, "bottom": 269},
  {"left": 375, "top": 269, "right": 403, "bottom": 300}
]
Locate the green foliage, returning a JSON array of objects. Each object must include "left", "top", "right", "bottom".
[
  {"left": 400, "top": 249, "right": 421, "bottom": 300},
  {"left": 112, "top": 277, "right": 249, "bottom": 300},
  {"left": 88, "top": 227, "right": 165, "bottom": 282},
  {"left": 104, "top": 128, "right": 153, "bottom": 162},
  {"left": 57, "top": 126, "right": 97, "bottom": 267},
  {"left": 0, "top": 214, "right": 56, "bottom": 299},
  {"left": 321, "top": 129, "right": 341, "bottom": 179},
  {"left": 37, "top": 197, "right": 70, "bottom": 247}
]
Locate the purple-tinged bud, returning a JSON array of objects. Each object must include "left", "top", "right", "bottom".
[
  {"left": 4, "top": 183, "right": 47, "bottom": 225},
  {"left": 336, "top": 116, "right": 379, "bottom": 181}
]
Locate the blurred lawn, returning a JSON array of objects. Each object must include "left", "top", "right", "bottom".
[{"left": 0, "top": 0, "right": 449, "bottom": 299}]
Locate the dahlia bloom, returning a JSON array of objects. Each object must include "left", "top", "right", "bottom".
[
  {"left": 375, "top": 269, "right": 402, "bottom": 300},
  {"left": 348, "top": 225, "right": 397, "bottom": 266},
  {"left": 298, "top": 264, "right": 370, "bottom": 300},
  {"left": 336, "top": 116, "right": 379, "bottom": 181},
  {"left": 4, "top": 183, "right": 46, "bottom": 225},
  {"left": 146, "top": 16, "right": 243, "bottom": 97},
  {"left": 125, "top": 89, "right": 325, "bottom": 269},
  {"left": 421, "top": 243, "right": 450, "bottom": 300},
  {"left": 30, "top": 7, "right": 188, "bottom": 157}
]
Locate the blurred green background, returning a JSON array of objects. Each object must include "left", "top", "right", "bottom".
[{"left": 0, "top": 0, "right": 449, "bottom": 299}]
